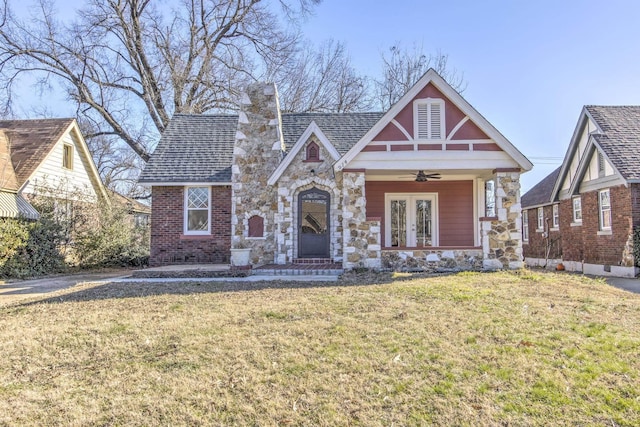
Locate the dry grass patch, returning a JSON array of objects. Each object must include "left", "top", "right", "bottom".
[{"left": 0, "top": 270, "right": 639, "bottom": 425}]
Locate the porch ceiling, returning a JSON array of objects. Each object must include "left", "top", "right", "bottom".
[{"left": 364, "top": 169, "right": 494, "bottom": 181}]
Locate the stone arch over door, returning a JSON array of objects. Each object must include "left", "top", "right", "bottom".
[{"left": 297, "top": 187, "right": 331, "bottom": 258}]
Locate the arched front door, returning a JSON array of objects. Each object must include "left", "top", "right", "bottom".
[{"left": 298, "top": 188, "right": 330, "bottom": 258}]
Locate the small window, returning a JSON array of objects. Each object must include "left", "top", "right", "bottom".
[
  {"left": 552, "top": 204, "right": 559, "bottom": 228},
  {"left": 306, "top": 141, "right": 320, "bottom": 162},
  {"left": 522, "top": 209, "right": 529, "bottom": 242},
  {"left": 572, "top": 196, "right": 582, "bottom": 223},
  {"left": 599, "top": 189, "right": 611, "bottom": 231},
  {"left": 485, "top": 179, "right": 495, "bottom": 217},
  {"left": 537, "top": 207, "right": 544, "bottom": 230},
  {"left": 63, "top": 144, "right": 73, "bottom": 170},
  {"left": 414, "top": 99, "right": 445, "bottom": 140},
  {"left": 184, "top": 186, "right": 210, "bottom": 234},
  {"left": 248, "top": 215, "right": 264, "bottom": 238}
]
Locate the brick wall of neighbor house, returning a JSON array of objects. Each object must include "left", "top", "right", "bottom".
[
  {"left": 578, "top": 185, "right": 633, "bottom": 266},
  {"left": 149, "top": 186, "right": 231, "bottom": 265},
  {"left": 527, "top": 184, "right": 635, "bottom": 268},
  {"left": 522, "top": 205, "right": 562, "bottom": 260}
]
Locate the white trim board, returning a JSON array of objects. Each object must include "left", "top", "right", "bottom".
[{"left": 268, "top": 121, "right": 340, "bottom": 186}]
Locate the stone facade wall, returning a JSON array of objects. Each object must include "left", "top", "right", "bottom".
[
  {"left": 274, "top": 137, "right": 342, "bottom": 263},
  {"left": 231, "top": 83, "right": 284, "bottom": 266},
  {"left": 482, "top": 171, "right": 524, "bottom": 269},
  {"left": 342, "top": 171, "right": 381, "bottom": 269},
  {"left": 149, "top": 186, "right": 231, "bottom": 266},
  {"left": 382, "top": 249, "right": 484, "bottom": 271}
]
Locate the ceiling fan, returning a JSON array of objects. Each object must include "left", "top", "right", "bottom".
[{"left": 413, "top": 170, "right": 441, "bottom": 182}]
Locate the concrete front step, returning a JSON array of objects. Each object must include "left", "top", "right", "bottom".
[{"left": 254, "top": 263, "right": 343, "bottom": 277}]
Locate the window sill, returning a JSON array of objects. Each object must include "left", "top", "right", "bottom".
[
  {"left": 180, "top": 234, "right": 214, "bottom": 240},
  {"left": 597, "top": 230, "right": 612, "bottom": 236},
  {"left": 302, "top": 159, "right": 323, "bottom": 163},
  {"left": 535, "top": 229, "right": 544, "bottom": 233},
  {"left": 550, "top": 227, "right": 559, "bottom": 232},
  {"left": 570, "top": 222, "right": 582, "bottom": 227},
  {"left": 479, "top": 216, "right": 498, "bottom": 221}
]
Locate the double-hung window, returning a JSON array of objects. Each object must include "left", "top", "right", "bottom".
[
  {"left": 572, "top": 196, "right": 582, "bottom": 223},
  {"left": 552, "top": 204, "right": 559, "bottom": 228},
  {"left": 485, "top": 179, "right": 496, "bottom": 217},
  {"left": 414, "top": 99, "right": 445, "bottom": 140},
  {"left": 537, "top": 207, "right": 544, "bottom": 230},
  {"left": 184, "top": 186, "right": 210, "bottom": 234},
  {"left": 599, "top": 189, "right": 611, "bottom": 231},
  {"left": 522, "top": 209, "right": 529, "bottom": 242}
]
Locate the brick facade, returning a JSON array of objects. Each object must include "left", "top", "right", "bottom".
[
  {"left": 149, "top": 186, "right": 231, "bottom": 265},
  {"left": 523, "top": 184, "right": 636, "bottom": 267}
]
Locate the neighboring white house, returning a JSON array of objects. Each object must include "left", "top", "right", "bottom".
[{"left": 0, "top": 118, "right": 108, "bottom": 206}]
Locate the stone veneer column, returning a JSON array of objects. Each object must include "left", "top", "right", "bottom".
[
  {"left": 482, "top": 171, "right": 524, "bottom": 269},
  {"left": 231, "top": 83, "right": 285, "bottom": 265},
  {"left": 342, "top": 171, "right": 381, "bottom": 269}
]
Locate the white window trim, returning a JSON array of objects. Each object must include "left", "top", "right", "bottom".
[
  {"left": 551, "top": 204, "right": 559, "bottom": 230},
  {"left": 413, "top": 98, "right": 445, "bottom": 140},
  {"left": 184, "top": 186, "right": 211, "bottom": 235},
  {"left": 598, "top": 189, "right": 612, "bottom": 231},
  {"left": 384, "top": 193, "right": 439, "bottom": 247},
  {"left": 536, "top": 207, "right": 544, "bottom": 231},
  {"left": 522, "top": 209, "right": 529, "bottom": 242},
  {"left": 572, "top": 196, "right": 582, "bottom": 224}
]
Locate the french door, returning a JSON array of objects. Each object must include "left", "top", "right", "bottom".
[{"left": 385, "top": 194, "right": 438, "bottom": 247}]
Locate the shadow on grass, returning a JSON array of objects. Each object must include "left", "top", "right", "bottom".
[{"left": 14, "top": 270, "right": 466, "bottom": 306}]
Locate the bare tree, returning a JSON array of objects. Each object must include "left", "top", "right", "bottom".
[
  {"left": 0, "top": 0, "right": 319, "bottom": 161},
  {"left": 273, "top": 39, "right": 372, "bottom": 113},
  {"left": 375, "top": 43, "right": 466, "bottom": 111}
]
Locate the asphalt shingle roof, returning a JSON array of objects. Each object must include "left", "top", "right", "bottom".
[
  {"left": 140, "top": 112, "right": 385, "bottom": 184},
  {"left": 281, "top": 112, "right": 384, "bottom": 154},
  {"left": 586, "top": 106, "right": 640, "bottom": 181},
  {"left": 139, "top": 114, "right": 238, "bottom": 183},
  {"left": 521, "top": 166, "right": 561, "bottom": 208}
]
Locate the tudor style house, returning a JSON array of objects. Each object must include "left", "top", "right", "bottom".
[
  {"left": 0, "top": 118, "right": 108, "bottom": 218},
  {"left": 522, "top": 106, "right": 640, "bottom": 278},
  {"left": 140, "top": 69, "right": 532, "bottom": 271}
]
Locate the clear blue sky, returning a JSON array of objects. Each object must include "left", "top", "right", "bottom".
[
  {"left": 10, "top": 0, "right": 640, "bottom": 192},
  {"left": 302, "top": 0, "right": 640, "bottom": 191}
]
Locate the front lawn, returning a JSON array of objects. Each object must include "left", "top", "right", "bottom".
[{"left": 1, "top": 271, "right": 638, "bottom": 425}]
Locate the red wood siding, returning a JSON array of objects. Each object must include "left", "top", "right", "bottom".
[
  {"left": 371, "top": 82, "right": 489, "bottom": 142},
  {"left": 365, "top": 180, "right": 474, "bottom": 247},
  {"left": 373, "top": 122, "right": 409, "bottom": 141}
]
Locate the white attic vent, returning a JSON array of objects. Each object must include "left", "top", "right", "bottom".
[{"left": 414, "top": 99, "right": 445, "bottom": 140}]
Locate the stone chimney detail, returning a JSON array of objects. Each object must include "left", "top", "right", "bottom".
[{"left": 231, "top": 82, "right": 285, "bottom": 264}]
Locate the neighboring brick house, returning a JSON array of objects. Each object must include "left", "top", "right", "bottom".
[
  {"left": 522, "top": 106, "right": 640, "bottom": 278},
  {"left": 139, "top": 69, "right": 533, "bottom": 270}
]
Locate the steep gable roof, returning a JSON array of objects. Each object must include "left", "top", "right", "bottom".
[
  {"left": 141, "top": 112, "right": 384, "bottom": 185},
  {"left": 521, "top": 167, "right": 561, "bottom": 208},
  {"left": 336, "top": 68, "right": 533, "bottom": 172},
  {"left": 139, "top": 114, "right": 238, "bottom": 184},
  {"left": 0, "top": 118, "right": 74, "bottom": 187},
  {"left": 585, "top": 106, "right": 640, "bottom": 181}
]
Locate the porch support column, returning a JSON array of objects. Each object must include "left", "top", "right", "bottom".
[
  {"left": 342, "top": 171, "right": 381, "bottom": 270},
  {"left": 482, "top": 170, "right": 524, "bottom": 269}
]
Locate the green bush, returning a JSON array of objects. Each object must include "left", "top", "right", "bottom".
[{"left": 0, "top": 217, "right": 67, "bottom": 279}]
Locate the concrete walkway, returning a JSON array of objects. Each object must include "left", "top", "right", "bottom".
[
  {"left": 0, "top": 269, "right": 339, "bottom": 306},
  {"left": 0, "top": 270, "right": 132, "bottom": 306},
  {"left": 605, "top": 277, "right": 640, "bottom": 294}
]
